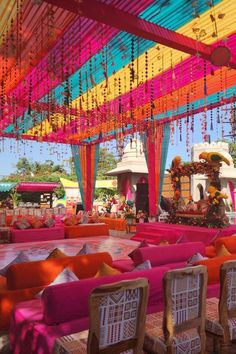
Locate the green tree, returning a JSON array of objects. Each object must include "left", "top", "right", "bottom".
[
  {"left": 15, "top": 157, "right": 32, "bottom": 175},
  {"left": 1, "top": 158, "right": 68, "bottom": 183},
  {"left": 96, "top": 148, "right": 117, "bottom": 180},
  {"left": 53, "top": 184, "right": 66, "bottom": 199},
  {"left": 94, "top": 187, "right": 116, "bottom": 201}
]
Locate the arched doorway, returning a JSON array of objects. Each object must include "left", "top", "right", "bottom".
[
  {"left": 197, "top": 184, "right": 204, "bottom": 200},
  {"left": 136, "top": 177, "right": 149, "bottom": 214}
]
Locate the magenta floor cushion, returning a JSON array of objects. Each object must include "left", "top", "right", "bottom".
[
  {"left": 10, "top": 267, "right": 169, "bottom": 354},
  {"left": 10, "top": 227, "right": 65, "bottom": 243}
]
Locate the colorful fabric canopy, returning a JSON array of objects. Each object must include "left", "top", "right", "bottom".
[{"left": 0, "top": 0, "right": 235, "bottom": 145}]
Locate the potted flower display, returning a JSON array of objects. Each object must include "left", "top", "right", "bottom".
[{"left": 125, "top": 210, "right": 136, "bottom": 225}]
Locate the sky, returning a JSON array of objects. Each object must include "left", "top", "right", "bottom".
[{"left": 0, "top": 107, "right": 232, "bottom": 178}]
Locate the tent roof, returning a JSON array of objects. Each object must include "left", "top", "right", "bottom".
[
  {"left": 16, "top": 182, "right": 60, "bottom": 193},
  {"left": 0, "top": 183, "right": 17, "bottom": 192},
  {"left": 0, "top": 0, "right": 235, "bottom": 145}
]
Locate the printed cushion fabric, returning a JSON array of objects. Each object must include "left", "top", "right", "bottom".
[
  {"left": 31, "top": 220, "right": 44, "bottom": 229},
  {"left": 43, "top": 218, "right": 55, "bottom": 228},
  {"left": 131, "top": 260, "right": 152, "bottom": 272},
  {"left": 144, "top": 313, "right": 201, "bottom": 354},
  {"left": 54, "top": 331, "right": 141, "bottom": 354},
  {"left": 187, "top": 253, "right": 208, "bottom": 266},
  {"left": 77, "top": 243, "right": 93, "bottom": 255},
  {"left": 14, "top": 219, "right": 31, "bottom": 229},
  {"left": 54, "top": 330, "right": 88, "bottom": 354},
  {"left": 206, "top": 297, "right": 236, "bottom": 340},
  {"left": 0, "top": 251, "right": 30, "bottom": 277},
  {"left": 46, "top": 248, "right": 66, "bottom": 259},
  {"left": 128, "top": 240, "right": 149, "bottom": 260},
  {"left": 94, "top": 262, "right": 121, "bottom": 278},
  {"left": 216, "top": 244, "right": 231, "bottom": 257},
  {"left": 36, "top": 267, "right": 79, "bottom": 298}
]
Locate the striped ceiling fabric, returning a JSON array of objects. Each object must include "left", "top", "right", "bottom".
[{"left": 0, "top": 0, "right": 235, "bottom": 145}]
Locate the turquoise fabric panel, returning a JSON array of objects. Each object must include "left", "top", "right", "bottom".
[
  {"left": 71, "top": 145, "right": 85, "bottom": 208},
  {"left": 158, "top": 123, "right": 170, "bottom": 203},
  {"left": 0, "top": 183, "right": 17, "bottom": 192}
]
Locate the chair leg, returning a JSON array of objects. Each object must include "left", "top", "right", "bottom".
[
  {"left": 213, "top": 336, "right": 220, "bottom": 353},
  {"left": 220, "top": 341, "right": 230, "bottom": 354}
]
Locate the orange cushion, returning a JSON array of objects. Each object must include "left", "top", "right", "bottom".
[
  {"left": 0, "top": 275, "right": 6, "bottom": 290},
  {"left": 205, "top": 245, "right": 216, "bottom": 258},
  {"left": 195, "top": 254, "right": 236, "bottom": 284},
  {"left": 0, "top": 286, "right": 45, "bottom": 330},
  {"left": 64, "top": 217, "right": 75, "bottom": 226},
  {"left": 216, "top": 244, "right": 231, "bottom": 257},
  {"left": 5, "top": 215, "right": 13, "bottom": 226},
  {"left": 6, "top": 252, "right": 113, "bottom": 290},
  {"left": 64, "top": 224, "right": 109, "bottom": 238},
  {"left": 215, "top": 236, "right": 236, "bottom": 254},
  {"left": 94, "top": 262, "right": 121, "bottom": 278},
  {"left": 69, "top": 253, "right": 113, "bottom": 279},
  {"left": 46, "top": 248, "right": 67, "bottom": 259},
  {"left": 31, "top": 220, "right": 44, "bottom": 229},
  {"left": 159, "top": 240, "right": 169, "bottom": 245}
]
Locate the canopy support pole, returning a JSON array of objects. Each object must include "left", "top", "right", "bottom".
[{"left": 43, "top": 0, "right": 236, "bottom": 69}]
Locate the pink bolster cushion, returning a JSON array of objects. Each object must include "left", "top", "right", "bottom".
[
  {"left": 132, "top": 242, "right": 206, "bottom": 267},
  {"left": 42, "top": 266, "right": 169, "bottom": 325}
]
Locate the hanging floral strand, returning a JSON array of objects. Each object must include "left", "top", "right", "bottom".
[{"left": 129, "top": 37, "right": 134, "bottom": 122}]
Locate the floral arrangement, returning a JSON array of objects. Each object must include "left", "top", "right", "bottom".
[
  {"left": 166, "top": 153, "right": 230, "bottom": 228},
  {"left": 207, "top": 186, "right": 228, "bottom": 205},
  {"left": 205, "top": 186, "right": 229, "bottom": 228},
  {"left": 136, "top": 210, "right": 146, "bottom": 219},
  {"left": 124, "top": 208, "right": 136, "bottom": 219},
  {"left": 103, "top": 199, "right": 112, "bottom": 213}
]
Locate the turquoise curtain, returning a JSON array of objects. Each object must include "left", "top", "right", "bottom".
[{"left": 71, "top": 144, "right": 100, "bottom": 211}]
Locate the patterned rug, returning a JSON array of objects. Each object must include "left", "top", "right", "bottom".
[{"left": 0, "top": 236, "right": 138, "bottom": 268}]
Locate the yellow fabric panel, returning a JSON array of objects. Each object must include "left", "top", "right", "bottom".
[
  {"left": 60, "top": 177, "right": 117, "bottom": 189},
  {"left": 0, "top": 0, "right": 17, "bottom": 45}
]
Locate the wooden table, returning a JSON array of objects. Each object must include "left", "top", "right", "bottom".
[{"left": 0, "top": 226, "right": 10, "bottom": 243}]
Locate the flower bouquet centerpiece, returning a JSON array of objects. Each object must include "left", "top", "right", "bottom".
[
  {"left": 136, "top": 210, "right": 147, "bottom": 223},
  {"left": 205, "top": 186, "right": 229, "bottom": 228}
]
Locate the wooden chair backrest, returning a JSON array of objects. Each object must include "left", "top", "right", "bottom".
[
  {"left": 87, "top": 278, "right": 149, "bottom": 354},
  {"left": 219, "top": 260, "right": 236, "bottom": 342},
  {"left": 163, "top": 265, "right": 207, "bottom": 354}
]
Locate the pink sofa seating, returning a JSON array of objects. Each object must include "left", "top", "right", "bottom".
[
  {"left": 131, "top": 231, "right": 182, "bottom": 245},
  {"left": 10, "top": 267, "right": 169, "bottom": 354},
  {"left": 113, "top": 242, "right": 206, "bottom": 273},
  {"left": 10, "top": 226, "right": 65, "bottom": 243},
  {"left": 132, "top": 228, "right": 220, "bottom": 246}
]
